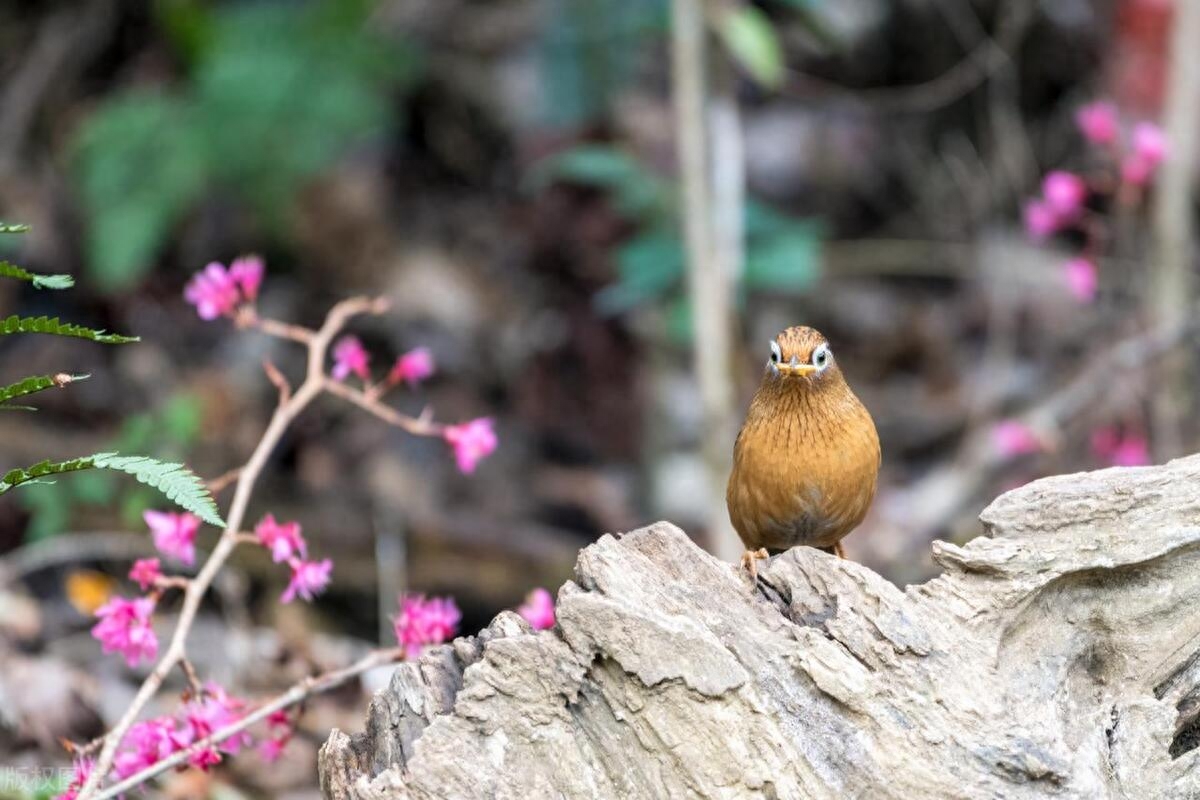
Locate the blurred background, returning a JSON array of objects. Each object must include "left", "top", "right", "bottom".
[{"left": 0, "top": 0, "right": 1193, "bottom": 796}]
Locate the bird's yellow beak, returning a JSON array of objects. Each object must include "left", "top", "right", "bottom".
[{"left": 775, "top": 362, "right": 816, "bottom": 377}]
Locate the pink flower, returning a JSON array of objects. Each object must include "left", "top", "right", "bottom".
[
  {"left": 184, "top": 258, "right": 266, "bottom": 320},
  {"left": 517, "top": 588, "right": 556, "bottom": 630},
  {"left": 332, "top": 336, "right": 371, "bottom": 382},
  {"left": 389, "top": 347, "right": 435, "bottom": 387},
  {"left": 129, "top": 558, "right": 162, "bottom": 591},
  {"left": 281, "top": 558, "right": 332, "bottom": 604},
  {"left": 258, "top": 709, "right": 294, "bottom": 763},
  {"left": 393, "top": 594, "right": 461, "bottom": 659},
  {"left": 1023, "top": 199, "right": 1061, "bottom": 241},
  {"left": 259, "top": 737, "right": 288, "bottom": 762},
  {"left": 1075, "top": 101, "right": 1119, "bottom": 145},
  {"left": 56, "top": 758, "right": 93, "bottom": 800},
  {"left": 113, "top": 717, "right": 186, "bottom": 779},
  {"left": 1122, "top": 122, "right": 1168, "bottom": 186},
  {"left": 1041, "top": 171, "right": 1088, "bottom": 217},
  {"left": 255, "top": 514, "right": 307, "bottom": 563},
  {"left": 92, "top": 595, "right": 158, "bottom": 667},
  {"left": 184, "top": 262, "right": 242, "bottom": 320},
  {"left": 144, "top": 510, "right": 200, "bottom": 566},
  {"left": 228, "top": 255, "right": 264, "bottom": 301},
  {"left": 443, "top": 417, "right": 498, "bottom": 474},
  {"left": 183, "top": 683, "right": 251, "bottom": 764},
  {"left": 1091, "top": 428, "right": 1151, "bottom": 467},
  {"left": 1133, "top": 122, "right": 1167, "bottom": 165},
  {"left": 1063, "top": 257, "right": 1098, "bottom": 303},
  {"left": 992, "top": 420, "right": 1041, "bottom": 458}
]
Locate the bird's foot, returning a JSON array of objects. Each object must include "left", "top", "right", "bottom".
[
  {"left": 833, "top": 541, "right": 846, "bottom": 559},
  {"left": 740, "top": 548, "right": 770, "bottom": 581}
]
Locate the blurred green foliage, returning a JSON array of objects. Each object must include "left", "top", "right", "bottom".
[
  {"left": 19, "top": 392, "right": 203, "bottom": 540},
  {"left": 538, "top": 0, "right": 667, "bottom": 126},
  {"left": 533, "top": 145, "right": 822, "bottom": 341},
  {"left": 717, "top": 6, "right": 786, "bottom": 89},
  {"left": 72, "top": 0, "right": 422, "bottom": 291}
]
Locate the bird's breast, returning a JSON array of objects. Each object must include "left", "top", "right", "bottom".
[{"left": 726, "top": 385, "right": 880, "bottom": 551}]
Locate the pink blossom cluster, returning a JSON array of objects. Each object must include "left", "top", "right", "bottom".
[
  {"left": 258, "top": 709, "right": 295, "bottom": 763},
  {"left": 1092, "top": 427, "right": 1150, "bottom": 467},
  {"left": 443, "top": 417, "right": 498, "bottom": 474},
  {"left": 111, "top": 683, "right": 249, "bottom": 780},
  {"left": 328, "top": 337, "right": 495, "bottom": 471},
  {"left": 57, "top": 759, "right": 93, "bottom": 800},
  {"left": 991, "top": 420, "right": 1042, "bottom": 459},
  {"left": 393, "top": 594, "right": 461, "bottom": 659},
  {"left": 1022, "top": 101, "right": 1167, "bottom": 305},
  {"left": 144, "top": 510, "right": 200, "bottom": 566},
  {"left": 331, "top": 335, "right": 436, "bottom": 389},
  {"left": 254, "top": 514, "right": 332, "bottom": 604},
  {"left": 184, "top": 256, "right": 263, "bottom": 320},
  {"left": 92, "top": 595, "right": 158, "bottom": 667},
  {"left": 129, "top": 557, "right": 163, "bottom": 591},
  {"left": 517, "top": 587, "right": 556, "bottom": 630},
  {"left": 56, "top": 682, "right": 283, "bottom": 797}
]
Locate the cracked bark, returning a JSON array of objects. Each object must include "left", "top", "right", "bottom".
[{"left": 320, "top": 456, "right": 1200, "bottom": 799}]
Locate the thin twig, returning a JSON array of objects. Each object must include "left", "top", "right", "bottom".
[
  {"left": 92, "top": 648, "right": 404, "bottom": 800},
  {"left": 179, "top": 658, "right": 203, "bottom": 697},
  {"left": 205, "top": 467, "right": 243, "bottom": 496},
  {"left": 322, "top": 378, "right": 444, "bottom": 437},
  {"left": 76, "top": 296, "right": 390, "bottom": 800},
  {"left": 236, "top": 309, "right": 315, "bottom": 345},
  {"left": 262, "top": 359, "right": 292, "bottom": 406}
]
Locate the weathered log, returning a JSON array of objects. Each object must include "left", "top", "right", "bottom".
[{"left": 320, "top": 456, "right": 1200, "bottom": 798}]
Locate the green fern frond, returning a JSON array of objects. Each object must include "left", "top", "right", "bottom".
[
  {"left": 0, "top": 222, "right": 30, "bottom": 234},
  {"left": 0, "top": 261, "right": 75, "bottom": 290},
  {"left": 0, "top": 315, "right": 139, "bottom": 344},
  {"left": 0, "top": 373, "right": 90, "bottom": 406},
  {"left": 90, "top": 453, "right": 224, "bottom": 526},
  {"left": 0, "top": 452, "right": 224, "bottom": 526},
  {"left": 0, "top": 456, "right": 96, "bottom": 491}
]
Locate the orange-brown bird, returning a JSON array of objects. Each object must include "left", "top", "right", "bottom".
[{"left": 726, "top": 326, "right": 880, "bottom": 578}]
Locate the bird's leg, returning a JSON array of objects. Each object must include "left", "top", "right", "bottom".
[
  {"left": 833, "top": 541, "right": 846, "bottom": 559},
  {"left": 739, "top": 548, "right": 769, "bottom": 580}
]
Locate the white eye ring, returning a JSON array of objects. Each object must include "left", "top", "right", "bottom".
[
  {"left": 812, "top": 343, "right": 832, "bottom": 371},
  {"left": 769, "top": 341, "right": 782, "bottom": 364}
]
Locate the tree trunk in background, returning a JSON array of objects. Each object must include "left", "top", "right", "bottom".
[
  {"left": 670, "top": 0, "right": 744, "bottom": 564},
  {"left": 1150, "top": 0, "right": 1200, "bottom": 458},
  {"left": 319, "top": 456, "right": 1200, "bottom": 799}
]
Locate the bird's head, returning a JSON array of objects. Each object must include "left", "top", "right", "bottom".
[{"left": 764, "top": 326, "right": 840, "bottom": 386}]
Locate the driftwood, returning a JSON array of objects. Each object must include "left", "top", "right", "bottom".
[{"left": 319, "top": 456, "right": 1200, "bottom": 799}]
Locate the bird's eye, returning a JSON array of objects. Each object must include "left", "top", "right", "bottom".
[
  {"left": 812, "top": 344, "right": 831, "bottom": 371},
  {"left": 769, "top": 341, "right": 782, "bottom": 364}
]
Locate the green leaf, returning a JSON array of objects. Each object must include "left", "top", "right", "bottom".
[
  {"left": 0, "top": 373, "right": 90, "bottom": 406},
  {"left": 0, "top": 452, "right": 224, "bottom": 526},
  {"left": 595, "top": 230, "right": 685, "bottom": 313},
  {"left": 0, "top": 314, "right": 139, "bottom": 344},
  {"left": 91, "top": 453, "right": 224, "bottom": 526},
  {"left": 531, "top": 146, "right": 667, "bottom": 219},
  {"left": 0, "top": 222, "right": 30, "bottom": 234},
  {"left": 716, "top": 7, "right": 786, "bottom": 89},
  {"left": 744, "top": 227, "right": 822, "bottom": 293},
  {"left": 72, "top": 93, "right": 205, "bottom": 291},
  {"left": 0, "top": 456, "right": 96, "bottom": 491},
  {"left": 0, "top": 260, "right": 74, "bottom": 289}
]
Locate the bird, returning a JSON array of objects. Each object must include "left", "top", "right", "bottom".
[{"left": 726, "top": 326, "right": 880, "bottom": 579}]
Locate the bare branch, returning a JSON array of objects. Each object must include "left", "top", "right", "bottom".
[
  {"left": 76, "top": 296, "right": 393, "bottom": 800},
  {"left": 93, "top": 648, "right": 404, "bottom": 800}
]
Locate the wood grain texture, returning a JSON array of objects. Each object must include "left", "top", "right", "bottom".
[{"left": 320, "top": 455, "right": 1200, "bottom": 799}]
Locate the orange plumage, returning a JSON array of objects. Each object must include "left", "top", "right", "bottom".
[{"left": 726, "top": 326, "right": 880, "bottom": 572}]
